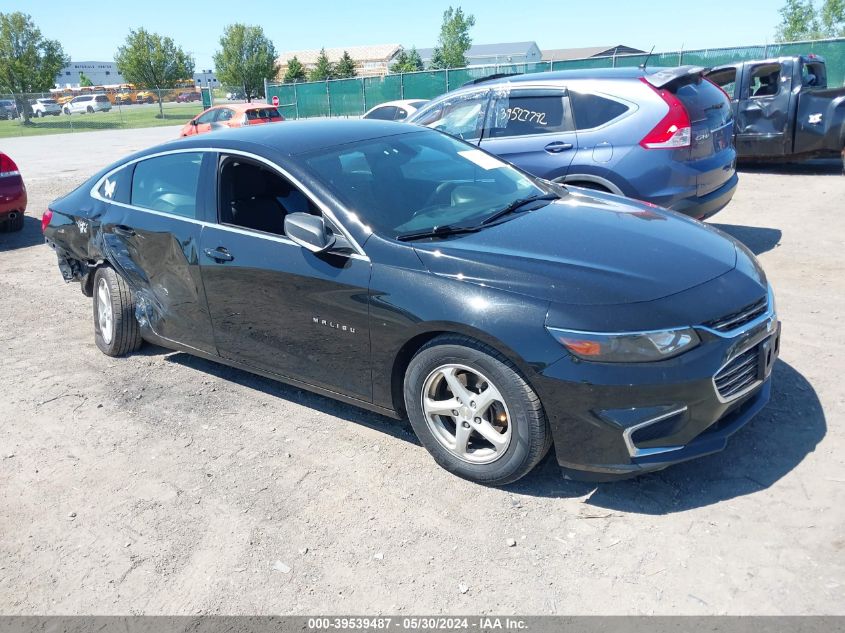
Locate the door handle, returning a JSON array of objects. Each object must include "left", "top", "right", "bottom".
[
  {"left": 545, "top": 141, "right": 574, "bottom": 153},
  {"left": 204, "top": 247, "right": 234, "bottom": 262},
  {"left": 113, "top": 225, "right": 135, "bottom": 237}
]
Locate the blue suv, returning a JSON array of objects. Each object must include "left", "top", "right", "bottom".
[{"left": 408, "top": 67, "right": 738, "bottom": 219}]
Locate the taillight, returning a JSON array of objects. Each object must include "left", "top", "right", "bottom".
[
  {"left": 42, "top": 208, "right": 53, "bottom": 233},
  {"left": 0, "top": 152, "right": 20, "bottom": 177},
  {"left": 639, "top": 77, "right": 691, "bottom": 149}
]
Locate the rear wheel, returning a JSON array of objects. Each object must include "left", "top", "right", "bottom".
[
  {"left": 404, "top": 335, "right": 552, "bottom": 486},
  {"left": 8, "top": 213, "right": 24, "bottom": 232},
  {"left": 93, "top": 267, "right": 143, "bottom": 357}
]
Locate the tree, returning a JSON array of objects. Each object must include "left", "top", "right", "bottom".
[
  {"left": 428, "top": 47, "right": 447, "bottom": 70},
  {"left": 776, "top": 0, "right": 822, "bottom": 41},
  {"left": 284, "top": 56, "right": 306, "bottom": 83},
  {"left": 309, "top": 48, "right": 334, "bottom": 81},
  {"left": 0, "top": 12, "right": 68, "bottom": 124},
  {"left": 213, "top": 23, "right": 278, "bottom": 103},
  {"left": 431, "top": 6, "right": 475, "bottom": 69},
  {"left": 390, "top": 46, "right": 424, "bottom": 73},
  {"left": 78, "top": 72, "right": 93, "bottom": 87},
  {"left": 820, "top": 0, "right": 845, "bottom": 35},
  {"left": 115, "top": 28, "right": 194, "bottom": 117},
  {"left": 335, "top": 50, "right": 357, "bottom": 78}
]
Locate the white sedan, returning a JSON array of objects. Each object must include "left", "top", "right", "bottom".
[{"left": 362, "top": 99, "right": 428, "bottom": 121}]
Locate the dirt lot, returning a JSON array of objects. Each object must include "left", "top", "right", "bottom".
[{"left": 0, "top": 127, "right": 843, "bottom": 615}]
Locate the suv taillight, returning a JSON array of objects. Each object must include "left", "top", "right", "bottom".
[
  {"left": 0, "top": 153, "right": 20, "bottom": 177},
  {"left": 639, "top": 77, "right": 691, "bottom": 149}
]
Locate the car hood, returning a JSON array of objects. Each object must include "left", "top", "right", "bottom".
[{"left": 412, "top": 190, "right": 738, "bottom": 306}]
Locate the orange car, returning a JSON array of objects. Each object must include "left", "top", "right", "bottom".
[{"left": 180, "top": 103, "right": 285, "bottom": 137}]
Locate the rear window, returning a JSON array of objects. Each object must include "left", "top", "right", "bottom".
[
  {"left": 486, "top": 90, "right": 574, "bottom": 138},
  {"left": 674, "top": 79, "right": 733, "bottom": 130},
  {"left": 570, "top": 92, "right": 630, "bottom": 129},
  {"left": 131, "top": 152, "right": 203, "bottom": 218},
  {"left": 95, "top": 95, "right": 109, "bottom": 103},
  {"left": 365, "top": 106, "right": 398, "bottom": 120},
  {"left": 246, "top": 107, "right": 281, "bottom": 120}
]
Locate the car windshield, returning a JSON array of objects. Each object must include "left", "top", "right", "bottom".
[{"left": 301, "top": 131, "right": 549, "bottom": 239}]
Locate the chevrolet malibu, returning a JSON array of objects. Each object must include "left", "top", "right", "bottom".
[{"left": 42, "top": 121, "right": 780, "bottom": 485}]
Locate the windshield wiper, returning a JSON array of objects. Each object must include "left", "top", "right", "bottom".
[
  {"left": 396, "top": 224, "right": 481, "bottom": 242},
  {"left": 480, "top": 193, "right": 560, "bottom": 226}
]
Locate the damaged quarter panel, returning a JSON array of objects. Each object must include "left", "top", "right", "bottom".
[{"left": 47, "top": 151, "right": 218, "bottom": 355}]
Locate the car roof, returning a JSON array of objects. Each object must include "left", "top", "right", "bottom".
[
  {"left": 472, "top": 66, "right": 658, "bottom": 87},
  {"left": 172, "top": 119, "right": 420, "bottom": 156},
  {"left": 369, "top": 99, "right": 426, "bottom": 109},
  {"left": 211, "top": 102, "right": 280, "bottom": 112}
]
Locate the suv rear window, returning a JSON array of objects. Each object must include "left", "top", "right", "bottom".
[
  {"left": 95, "top": 95, "right": 109, "bottom": 103},
  {"left": 570, "top": 92, "right": 629, "bottom": 129},
  {"left": 246, "top": 107, "right": 281, "bottom": 120},
  {"left": 674, "top": 79, "right": 732, "bottom": 130}
]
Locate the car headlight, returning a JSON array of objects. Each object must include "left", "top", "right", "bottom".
[{"left": 546, "top": 326, "right": 700, "bottom": 363}]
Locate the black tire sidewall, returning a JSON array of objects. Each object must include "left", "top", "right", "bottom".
[{"left": 404, "top": 341, "right": 545, "bottom": 485}]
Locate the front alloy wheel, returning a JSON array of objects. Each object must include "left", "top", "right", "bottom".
[
  {"left": 404, "top": 335, "right": 552, "bottom": 486},
  {"left": 422, "top": 364, "right": 512, "bottom": 464}
]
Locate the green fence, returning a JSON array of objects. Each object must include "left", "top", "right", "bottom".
[{"left": 268, "top": 37, "right": 845, "bottom": 120}]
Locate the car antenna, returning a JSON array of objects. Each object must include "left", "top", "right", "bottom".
[{"left": 639, "top": 46, "right": 656, "bottom": 70}]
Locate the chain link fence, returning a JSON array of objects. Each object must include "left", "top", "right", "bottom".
[
  {"left": 0, "top": 87, "right": 217, "bottom": 138},
  {"left": 267, "top": 37, "right": 845, "bottom": 120}
]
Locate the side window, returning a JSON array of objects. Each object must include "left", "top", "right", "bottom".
[
  {"left": 707, "top": 69, "right": 738, "bottom": 99},
  {"left": 216, "top": 108, "right": 234, "bottom": 122},
  {"left": 486, "top": 89, "right": 574, "bottom": 138},
  {"left": 415, "top": 92, "right": 487, "bottom": 141},
  {"left": 218, "top": 157, "right": 318, "bottom": 236},
  {"left": 569, "top": 91, "right": 630, "bottom": 130},
  {"left": 748, "top": 64, "right": 782, "bottom": 98},
  {"left": 131, "top": 152, "right": 203, "bottom": 218},
  {"left": 195, "top": 109, "right": 217, "bottom": 124},
  {"left": 394, "top": 107, "right": 408, "bottom": 120},
  {"left": 98, "top": 166, "right": 133, "bottom": 204}
]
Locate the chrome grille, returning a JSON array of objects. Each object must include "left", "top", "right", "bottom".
[
  {"left": 706, "top": 296, "right": 768, "bottom": 333},
  {"left": 714, "top": 345, "right": 760, "bottom": 400}
]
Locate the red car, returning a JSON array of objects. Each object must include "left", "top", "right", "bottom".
[
  {"left": 0, "top": 152, "right": 26, "bottom": 232},
  {"left": 180, "top": 103, "right": 284, "bottom": 137},
  {"left": 176, "top": 91, "right": 201, "bottom": 103}
]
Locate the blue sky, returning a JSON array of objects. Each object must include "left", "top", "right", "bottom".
[{"left": 3, "top": 0, "right": 782, "bottom": 70}]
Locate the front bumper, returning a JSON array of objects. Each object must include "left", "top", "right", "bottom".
[{"left": 534, "top": 299, "right": 780, "bottom": 480}]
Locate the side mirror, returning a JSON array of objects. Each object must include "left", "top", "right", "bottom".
[{"left": 284, "top": 213, "right": 336, "bottom": 253}]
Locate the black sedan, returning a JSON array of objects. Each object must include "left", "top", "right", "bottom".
[{"left": 43, "top": 120, "right": 780, "bottom": 485}]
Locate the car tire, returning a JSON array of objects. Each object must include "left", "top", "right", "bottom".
[
  {"left": 92, "top": 267, "right": 143, "bottom": 357},
  {"left": 6, "top": 213, "right": 24, "bottom": 232},
  {"left": 404, "top": 335, "right": 552, "bottom": 486},
  {"left": 36, "top": 110, "right": 43, "bottom": 118},
  {"left": 86, "top": 106, "right": 94, "bottom": 113}
]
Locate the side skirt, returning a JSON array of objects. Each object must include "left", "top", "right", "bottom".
[{"left": 140, "top": 330, "right": 402, "bottom": 420}]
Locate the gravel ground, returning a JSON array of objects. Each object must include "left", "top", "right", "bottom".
[{"left": 0, "top": 127, "right": 843, "bottom": 615}]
